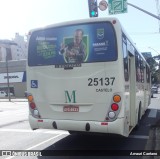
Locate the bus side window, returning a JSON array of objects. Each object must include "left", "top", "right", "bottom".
[
  {"left": 135, "top": 52, "right": 144, "bottom": 83},
  {"left": 140, "top": 58, "right": 144, "bottom": 83},
  {"left": 146, "top": 65, "right": 150, "bottom": 83},
  {"left": 135, "top": 52, "right": 140, "bottom": 82},
  {"left": 123, "top": 41, "right": 129, "bottom": 81}
]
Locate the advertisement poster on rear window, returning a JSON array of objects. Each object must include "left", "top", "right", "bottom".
[{"left": 28, "top": 22, "right": 117, "bottom": 67}]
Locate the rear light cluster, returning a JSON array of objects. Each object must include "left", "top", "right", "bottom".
[
  {"left": 107, "top": 94, "right": 121, "bottom": 121},
  {"left": 27, "top": 94, "right": 40, "bottom": 118}
]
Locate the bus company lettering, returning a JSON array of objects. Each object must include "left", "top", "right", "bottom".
[
  {"left": 55, "top": 63, "right": 81, "bottom": 68},
  {"left": 92, "top": 41, "right": 109, "bottom": 47},
  {"left": 96, "top": 88, "right": 112, "bottom": 92},
  {"left": 65, "top": 90, "right": 76, "bottom": 103}
]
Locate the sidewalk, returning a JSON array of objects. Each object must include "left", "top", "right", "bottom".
[
  {"left": 148, "top": 93, "right": 160, "bottom": 110},
  {"left": 0, "top": 100, "right": 28, "bottom": 127},
  {"left": 0, "top": 98, "right": 28, "bottom": 102}
]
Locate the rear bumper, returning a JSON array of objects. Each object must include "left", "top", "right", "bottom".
[{"left": 29, "top": 115, "right": 126, "bottom": 136}]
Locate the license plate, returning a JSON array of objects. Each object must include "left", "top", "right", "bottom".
[{"left": 63, "top": 106, "right": 79, "bottom": 112}]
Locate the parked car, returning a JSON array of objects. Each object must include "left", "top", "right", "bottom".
[
  {"left": 0, "top": 91, "right": 7, "bottom": 97},
  {"left": 151, "top": 86, "right": 159, "bottom": 98},
  {"left": 151, "top": 86, "right": 158, "bottom": 94},
  {"left": 6, "top": 92, "right": 14, "bottom": 96},
  {"left": 24, "top": 91, "right": 28, "bottom": 97}
]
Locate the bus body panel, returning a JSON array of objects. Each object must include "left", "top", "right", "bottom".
[
  {"left": 27, "top": 62, "right": 124, "bottom": 122},
  {"left": 29, "top": 115, "right": 126, "bottom": 136},
  {"left": 27, "top": 17, "right": 150, "bottom": 137}
]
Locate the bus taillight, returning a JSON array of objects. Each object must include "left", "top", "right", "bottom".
[
  {"left": 111, "top": 103, "right": 119, "bottom": 111},
  {"left": 30, "top": 102, "right": 36, "bottom": 109},
  {"left": 108, "top": 111, "right": 116, "bottom": 119},
  {"left": 111, "top": 95, "right": 121, "bottom": 111},
  {"left": 27, "top": 94, "right": 40, "bottom": 118},
  {"left": 106, "top": 93, "right": 122, "bottom": 121},
  {"left": 28, "top": 95, "right": 34, "bottom": 102},
  {"left": 113, "top": 95, "right": 121, "bottom": 103}
]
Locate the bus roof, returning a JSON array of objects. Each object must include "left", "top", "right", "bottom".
[{"left": 28, "top": 17, "right": 121, "bottom": 33}]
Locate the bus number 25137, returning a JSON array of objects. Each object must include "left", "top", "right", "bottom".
[{"left": 88, "top": 77, "right": 115, "bottom": 86}]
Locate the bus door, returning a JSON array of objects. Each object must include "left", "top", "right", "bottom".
[
  {"left": 144, "top": 64, "right": 150, "bottom": 109},
  {"left": 123, "top": 36, "right": 136, "bottom": 128},
  {"left": 140, "top": 59, "right": 146, "bottom": 113},
  {"left": 128, "top": 53, "right": 136, "bottom": 128}
]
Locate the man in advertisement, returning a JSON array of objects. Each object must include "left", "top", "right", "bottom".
[{"left": 59, "top": 29, "right": 87, "bottom": 63}]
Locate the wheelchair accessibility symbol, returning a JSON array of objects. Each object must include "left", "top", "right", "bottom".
[{"left": 31, "top": 80, "right": 38, "bottom": 88}]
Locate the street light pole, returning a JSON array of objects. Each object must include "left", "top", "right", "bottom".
[
  {"left": 127, "top": 2, "right": 160, "bottom": 21},
  {"left": 1, "top": 41, "right": 17, "bottom": 101},
  {"left": 6, "top": 51, "right": 11, "bottom": 102}
]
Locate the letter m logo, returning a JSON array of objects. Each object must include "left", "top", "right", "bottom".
[{"left": 65, "top": 90, "right": 76, "bottom": 103}]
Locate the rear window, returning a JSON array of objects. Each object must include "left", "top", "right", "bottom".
[{"left": 28, "top": 22, "right": 117, "bottom": 67}]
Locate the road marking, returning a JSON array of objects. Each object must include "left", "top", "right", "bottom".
[
  {"left": 26, "top": 134, "right": 64, "bottom": 150},
  {"left": 148, "top": 109, "right": 157, "bottom": 118},
  {"left": 129, "top": 135, "right": 149, "bottom": 139},
  {"left": 0, "top": 128, "right": 69, "bottom": 134},
  {"left": 0, "top": 129, "right": 33, "bottom": 133},
  {"left": 4, "top": 134, "right": 65, "bottom": 159}
]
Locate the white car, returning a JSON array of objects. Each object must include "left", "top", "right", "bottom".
[
  {"left": 0, "top": 91, "right": 7, "bottom": 97},
  {"left": 6, "top": 92, "right": 14, "bottom": 96}
]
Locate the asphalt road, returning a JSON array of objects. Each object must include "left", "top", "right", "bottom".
[{"left": 0, "top": 94, "right": 160, "bottom": 159}]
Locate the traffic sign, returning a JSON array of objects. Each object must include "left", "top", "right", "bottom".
[
  {"left": 99, "top": 0, "right": 108, "bottom": 11},
  {"left": 108, "top": 0, "right": 127, "bottom": 15}
]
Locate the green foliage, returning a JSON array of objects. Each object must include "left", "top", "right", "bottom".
[
  {"left": 146, "top": 56, "right": 160, "bottom": 84},
  {"left": 153, "top": 55, "right": 160, "bottom": 60}
]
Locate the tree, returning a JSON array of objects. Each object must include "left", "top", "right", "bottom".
[
  {"left": 152, "top": 55, "right": 160, "bottom": 84},
  {"left": 145, "top": 57, "right": 159, "bottom": 84}
]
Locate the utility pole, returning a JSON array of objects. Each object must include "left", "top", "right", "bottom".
[
  {"left": 0, "top": 41, "right": 17, "bottom": 101},
  {"left": 127, "top": 2, "right": 160, "bottom": 21},
  {"left": 6, "top": 52, "right": 11, "bottom": 102},
  {"left": 155, "top": 0, "right": 160, "bottom": 33}
]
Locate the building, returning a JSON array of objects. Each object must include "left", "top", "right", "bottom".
[
  {"left": 0, "top": 33, "right": 27, "bottom": 98},
  {"left": 142, "top": 52, "right": 152, "bottom": 59},
  {"left": 0, "top": 33, "right": 27, "bottom": 61},
  {"left": 0, "top": 60, "right": 26, "bottom": 97}
]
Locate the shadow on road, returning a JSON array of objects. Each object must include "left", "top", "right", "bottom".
[{"left": 37, "top": 109, "right": 160, "bottom": 159}]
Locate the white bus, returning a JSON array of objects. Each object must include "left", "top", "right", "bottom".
[{"left": 27, "top": 17, "right": 151, "bottom": 137}]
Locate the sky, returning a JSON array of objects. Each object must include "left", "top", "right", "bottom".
[{"left": 0, "top": 0, "right": 160, "bottom": 56}]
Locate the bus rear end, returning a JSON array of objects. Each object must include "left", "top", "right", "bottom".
[{"left": 27, "top": 18, "right": 128, "bottom": 136}]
